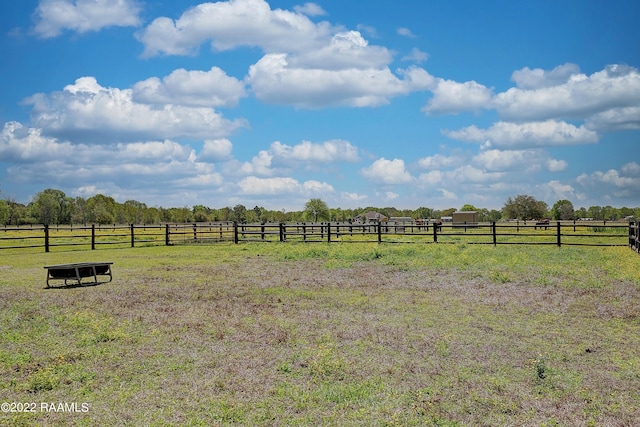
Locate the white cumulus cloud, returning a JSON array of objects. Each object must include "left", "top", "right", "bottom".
[
  {"left": 136, "top": 0, "right": 334, "bottom": 57},
  {"left": 402, "top": 47, "right": 428, "bottom": 63},
  {"left": 293, "top": 2, "right": 326, "bottom": 16},
  {"left": 361, "top": 158, "right": 413, "bottom": 184},
  {"left": 24, "top": 77, "right": 246, "bottom": 142},
  {"left": 33, "top": 0, "right": 141, "bottom": 38},
  {"left": 248, "top": 54, "right": 432, "bottom": 107},
  {"left": 423, "top": 78, "right": 492, "bottom": 115},
  {"left": 492, "top": 64, "right": 640, "bottom": 125},
  {"left": 288, "top": 30, "right": 392, "bottom": 70},
  {"left": 576, "top": 164, "right": 640, "bottom": 203},
  {"left": 444, "top": 120, "right": 599, "bottom": 149},
  {"left": 510, "top": 63, "right": 581, "bottom": 89},
  {"left": 1, "top": 121, "right": 74, "bottom": 161},
  {"left": 237, "top": 176, "right": 333, "bottom": 195},
  {"left": 270, "top": 139, "right": 359, "bottom": 163},
  {"left": 397, "top": 27, "right": 415, "bottom": 38},
  {"left": 417, "top": 153, "right": 466, "bottom": 170},
  {"left": 132, "top": 67, "right": 246, "bottom": 108},
  {"left": 200, "top": 138, "right": 233, "bottom": 161}
]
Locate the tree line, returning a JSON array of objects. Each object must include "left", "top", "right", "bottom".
[{"left": 0, "top": 189, "right": 637, "bottom": 226}]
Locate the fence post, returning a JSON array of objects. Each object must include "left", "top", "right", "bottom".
[
  {"left": 433, "top": 222, "right": 438, "bottom": 243},
  {"left": 193, "top": 223, "right": 197, "bottom": 241},
  {"left": 91, "top": 224, "right": 96, "bottom": 250},
  {"left": 279, "top": 223, "right": 285, "bottom": 242},
  {"left": 377, "top": 222, "right": 382, "bottom": 243},
  {"left": 44, "top": 224, "right": 50, "bottom": 253},
  {"left": 327, "top": 222, "right": 331, "bottom": 243},
  {"left": 130, "top": 224, "right": 135, "bottom": 247},
  {"left": 233, "top": 222, "right": 239, "bottom": 244},
  {"left": 492, "top": 221, "right": 497, "bottom": 246},
  {"left": 556, "top": 221, "right": 561, "bottom": 247},
  {"left": 165, "top": 224, "right": 170, "bottom": 246}
]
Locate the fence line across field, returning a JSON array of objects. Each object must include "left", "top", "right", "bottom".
[{"left": 1, "top": 220, "right": 637, "bottom": 253}]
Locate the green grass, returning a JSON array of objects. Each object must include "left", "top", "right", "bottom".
[{"left": 1, "top": 243, "right": 639, "bottom": 426}]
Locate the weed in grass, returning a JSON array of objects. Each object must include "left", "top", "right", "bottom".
[
  {"left": 276, "top": 362, "right": 292, "bottom": 374},
  {"left": 489, "top": 269, "right": 511, "bottom": 283},
  {"left": 435, "top": 334, "right": 451, "bottom": 358},
  {"left": 210, "top": 399, "right": 246, "bottom": 424},
  {"left": 307, "top": 339, "right": 346, "bottom": 382},
  {"left": 64, "top": 309, "right": 130, "bottom": 346},
  {"left": 533, "top": 354, "right": 548, "bottom": 380}
]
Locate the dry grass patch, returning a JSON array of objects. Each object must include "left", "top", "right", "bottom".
[{"left": 1, "top": 244, "right": 639, "bottom": 426}]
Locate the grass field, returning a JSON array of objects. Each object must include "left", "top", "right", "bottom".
[{"left": 1, "top": 243, "right": 639, "bottom": 426}]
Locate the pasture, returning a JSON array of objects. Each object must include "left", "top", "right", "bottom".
[{"left": 1, "top": 243, "right": 639, "bottom": 426}]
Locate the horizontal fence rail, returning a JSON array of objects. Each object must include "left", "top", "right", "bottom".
[{"left": 0, "top": 220, "right": 637, "bottom": 253}]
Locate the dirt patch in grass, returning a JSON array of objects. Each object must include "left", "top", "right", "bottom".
[{"left": 1, "top": 247, "right": 639, "bottom": 426}]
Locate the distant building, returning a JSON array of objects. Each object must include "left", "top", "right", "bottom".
[
  {"left": 389, "top": 217, "right": 412, "bottom": 224},
  {"left": 452, "top": 211, "right": 478, "bottom": 227},
  {"left": 352, "top": 211, "right": 388, "bottom": 223}
]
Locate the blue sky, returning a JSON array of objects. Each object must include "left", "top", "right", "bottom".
[{"left": 1, "top": 0, "right": 639, "bottom": 211}]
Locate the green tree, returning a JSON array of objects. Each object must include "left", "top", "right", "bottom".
[
  {"left": 440, "top": 207, "right": 456, "bottom": 217},
  {"left": 231, "top": 204, "right": 247, "bottom": 222},
  {"left": 304, "top": 198, "right": 330, "bottom": 222},
  {"left": 86, "top": 194, "right": 117, "bottom": 224},
  {"left": 143, "top": 207, "right": 160, "bottom": 224},
  {"left": 551, "top": 199, "right": 575, "bottom": 220},
  {"left": 31, "top": 188, "right": 69, "bottom": 225},
  {"left": 251, "top": 206, "right": 269, "bottom": 223},
  {"left": 618, "top": 207, "right": 634, "bottom": 220},
  {"left": 7, "top": 200, "right": 28, "bottom": 225},
  {"left": 330, "top": 207, "right": 346, "bottom": 222},
  {"left": 245, "top": 209, "right": 258, "bottom": 223},
  {"left": 603, "top": 205, "right": 615, "bottom": 220},
  {"left": 414, "top": 207, "right": 434, "bottom": 219},
  {"left": 0, "top": 199, "right": 9, "bottom": 224},
  {"left": 193, "top": 205, "right": 211, "bottom": 222},
  {"left": 502, "top": 195, "right": 548, "bottom": 220},
  {"left": 158, "top": 207, "right": 172, "bottom": 222},
  {"left": 486, "top": 209, "right": 502, "bottom": 222},
  {"left": 172, "top": 207, "right": 193, "bottom": 223},
  {"left": 123, "top": 200, "right": 147, "bottom": 224},
  {"left": 575, "top": 207, "right": 588, "bottom": 219},
  {"left": 588, "top": 206, "right": 603, "bottom": 220},
  {"left": 218, "top": 207, "right": 232, "bottom": 221},
  {"left": 460, "top": 204, "right": 478, "bottom": 212},
  {"left": 71, "top": 197, "right": 89, "bottom": 224}
]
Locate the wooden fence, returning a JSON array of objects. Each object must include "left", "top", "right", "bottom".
[
  {"left": 1, "top": 220, "right": 637, "bottom": 253},
  {"left": 631, "top": 221, "right": 640, "bottom": 253}
]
